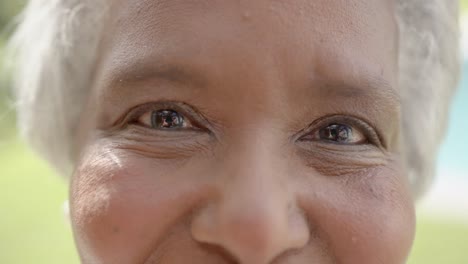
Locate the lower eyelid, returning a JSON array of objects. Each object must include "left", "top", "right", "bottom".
[{"left": 297, "top": 142, "right": 384, "bottom": 160}]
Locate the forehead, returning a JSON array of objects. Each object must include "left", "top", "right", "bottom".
[
  {"left": 98, "top": 1, "right": 396, "bottom": 88},
  {"left": 95, "top": 0, "right": 398, "bottom": 111}
]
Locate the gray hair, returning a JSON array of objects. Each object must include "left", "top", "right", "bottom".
[{"left": 7, "top": 0, "right": 460, "bottom": 198}]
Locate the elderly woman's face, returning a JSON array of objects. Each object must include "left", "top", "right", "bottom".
[{"left": 71, "top": 0, "right": 415, "bottom": 263}]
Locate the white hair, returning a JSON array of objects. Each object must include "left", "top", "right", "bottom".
[
  {"left": 7, "top": 0, "right": 107, "bottom": 175},
  {"left": 6, "top": 0, "right": 460, "bottom": 198}
]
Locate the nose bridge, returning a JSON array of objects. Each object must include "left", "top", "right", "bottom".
[
  {"left": 222, "top": 130, "right": 288, "bottom": 225},
  {"left": 221, "top": 126, "right": 288, "bottom": 219},
  {"left": 224, "top": 125, "right": 285, "bottom": 189},
  {"left": 222, "top": 131, "right": 292, "bottom": 262},
  {"left": 191, "top": 128, "right": 310, "bottom": 263}
]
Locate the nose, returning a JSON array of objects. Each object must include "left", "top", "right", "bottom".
[{"left": 191, "top": 139, "right": 310, "bottom": 264}]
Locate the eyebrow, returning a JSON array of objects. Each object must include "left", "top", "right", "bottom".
[
  {"left": 105, "top": 61, "right": 208, "bottom": 90},
  {"left": 317, "top": 79, "right": 400, "bottom": 105},
  {"left": 102, "top": 58, "right": 400, "bottom": 109}
]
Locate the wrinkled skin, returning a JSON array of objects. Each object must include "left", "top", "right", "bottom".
[{"left": 71, "top": 0, "right": 415, "bottom": 263}]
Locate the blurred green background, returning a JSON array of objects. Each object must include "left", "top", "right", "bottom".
[{"left": 1, "top": 1, "right": 467, "bottom": 263}]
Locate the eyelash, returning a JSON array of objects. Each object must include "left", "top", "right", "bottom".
[
  {"left": 123, "top": 101, "right": 206, "bottom": 131},
  {"left": 297, "top": 115, "right": 383, "bottom": 147},
  {"left": 121, "top": 102, "right": 383, "bottom": 147}
]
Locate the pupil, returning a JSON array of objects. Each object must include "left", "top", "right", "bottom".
[
  {"left": 152, "top": 110, "right": 184, "bottom": 129},
  {"left": 321, "top": 124, "right": 351, "bottom": 142}
]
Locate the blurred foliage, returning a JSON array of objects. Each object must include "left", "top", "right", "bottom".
[
  {"left": 0, "top": 139, "right": 78, "bottom": 264},
  {"left": 0, "top": 0, "right": 25, "bottom": 137},
  {"left": 463, "top": 1, "right": 468, "bottom": 13},
  {"left": 0, "top": 1, "right": 25, "bottom": 32},
  {"left": 408, "top": 217, "right": 468, "bottom": 264}
]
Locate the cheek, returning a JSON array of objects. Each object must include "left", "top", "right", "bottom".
[
  {"left": 299, "top": 165, "right": 415, "bottom": 264},
  {"left": 70, "top": 145, "right": 209, "bottom": 263}
]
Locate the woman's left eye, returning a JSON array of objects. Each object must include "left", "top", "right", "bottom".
[
  {"left": 137, "top": 109, "right": 192, "bottom": 130},
  {"left": 302, "top": 123, "right": 367, "bottom": 144}
]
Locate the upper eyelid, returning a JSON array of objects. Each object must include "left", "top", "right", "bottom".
[
  {"left": 119, "top": 101, "right": 213, "bottom": 132},
  {"left": 295, "top": 115, "right": 384, "bottom": 147},
  {"left": 111, "top": 102, "right": 181, "bottom": 129}
]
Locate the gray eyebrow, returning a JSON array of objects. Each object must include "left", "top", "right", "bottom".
[
  {"left": 316, "top": 80, "right": 400, "bottom": 104},
  {"left": 101, "top": 56, "right": 400, "bottom": 108},
  {"left": 105, "top": 61, "right": 208, "bottom": 89}
]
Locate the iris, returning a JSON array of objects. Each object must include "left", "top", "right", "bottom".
[
  {"left": 151, "top": 110, "right": 185, "bottom": 129},
  {"left": 319, "top": 124, "right": 352, "bottom": 143}
]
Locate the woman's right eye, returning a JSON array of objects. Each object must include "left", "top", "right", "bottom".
[
  {"left": 137, "top": 109, "right": 193, "bottom": 130},
  {"left": 317, "top": 123, "right": 362, "bottom": 144}
]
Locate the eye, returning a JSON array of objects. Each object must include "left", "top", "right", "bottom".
[
  {"left": 152, "top": 109, "right": 185, "bottom": 129},
  {"left": 318, "top": 124, "right": 361, "bottom": 143},
  {"left": 136, "top": 108, "right": 195, "bottom": 130},
  {"left": 299, "top": 118, "right": 372, "bottom": 145},
  {"left": 121, "top": 101, "right": 213, "bottom": 134}
]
